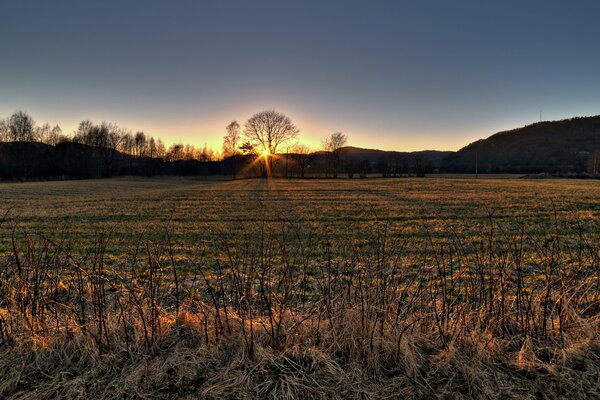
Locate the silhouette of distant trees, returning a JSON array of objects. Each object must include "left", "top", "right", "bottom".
[{"left": 0, "top": 108, "right": 447, "bottom": 181}]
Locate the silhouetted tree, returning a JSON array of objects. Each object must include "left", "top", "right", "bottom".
[
  {"left": 0, "top": 119, "right": 7, "bottom": 141},
  {"left": 148, "top": 137, "right": 157, "bottom": 158},
  {"left": 96, "top": 122, "right": 124, "bottom": 177},
  {"left": 6, "top": 111, "right": 36, "bottom": 142},
  {"left": 199, "top": 143, "right": 215, "bottom": 162},
  {"left": 243, "top": 110, "right": 299, "bottom": 177},
  {"left": 323, "top": 131, "right": 347, "bottom": 178},
  {"left": 183, "top": 144, "right": 196, "bottom": 160},
  {"left": 134, "top": 131, "right": 147, "bottom": 157},
  {"left": 155, "top": 139, "right": 166, "bottom": 160},
  {"left": 290, "top": 144, "right": 312, "bottom": 178},
  {"left": 166, "top": 143, "right": 184, "bottom": 161},
  {"left": 223, "top": 120, "right": 241, "bottom": 158},
  {"left": 47, "top": 125, "right": 63, "bottom": 146}
]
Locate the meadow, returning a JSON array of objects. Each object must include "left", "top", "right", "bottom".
[
  {"left": 2, "top": 176, "right": 598, "bottom": 254},
  {"left": 1, "top": 176, "right": 599, "bottom": 399}
]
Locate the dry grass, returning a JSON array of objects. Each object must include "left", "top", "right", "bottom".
[{"left": 0, "top": 177, "right": 599, "bottom": 399}]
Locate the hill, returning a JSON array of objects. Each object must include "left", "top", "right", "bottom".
[
  {"left": 443, "top": 116, "right": 600, "bottom": 173},
  {"left": 337, "top": 146, "right": 452, "bottom": 169}
]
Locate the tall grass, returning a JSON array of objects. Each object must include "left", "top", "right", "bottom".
[{"left": 0, "top": 212, "right": 599, "bottom": 399}]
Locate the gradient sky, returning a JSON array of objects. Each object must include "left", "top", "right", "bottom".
[{"left": 2, "top": 0, "right": 600, "bottom": 152}]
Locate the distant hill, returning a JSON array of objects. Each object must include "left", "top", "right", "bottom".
[
  {"left": 311, "top": 146, "right": 453, "bottom": 169},
  {"left": 443, "top": 116, "right": 600, "bottom": 173},
  {"left": 338, "top": 147, "right": 452, "bottom": 169}
]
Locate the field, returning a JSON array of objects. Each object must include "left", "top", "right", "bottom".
[
  {"left": 1, "top": 177, "right": 600, "bottom": 399},
  {"left": 2, "top": 176, "right": 599, "bottom": 253}
]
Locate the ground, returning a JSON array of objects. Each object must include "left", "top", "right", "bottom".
[
  {"left": 1, "top": 176, "right": 598, "bottom": 257},
  {"left": 1, "top": 176, "right": 600, "bottom": 399}
]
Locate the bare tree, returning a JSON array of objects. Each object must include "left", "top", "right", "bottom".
[
  {"left": 0, "top": 118, "right": 7, "bottom": 141},
  {"left": 166, "top": 143, "right": 184, "bottom": 161},
  {"left": 134, "top": 131, "right": 147, "bottom": 157},
  {"left": 49, "top": 125, "right": 63, "bottom": 146},
  {"left": 243, "top": 110, "right": 299, "bottom": 176},
  {"left": 73, "top": 120, "right": 94, "bottom": 145},
  {"left": 155, "top": 139, "right": 166, "bottom": 159},
  {"left": 96, "top": 122, "right": 124, "bottom": 177},
  {"left": 199, "top": 143, "right": 215, "bottom": 162},
  {"left": 36, "top": 123, "right": 51, "bottom": 144},
  {"left": 183, "top": 144, "right": 196, "bottom": 160},
  {"left": 119, "top": 132, "right": 134, "bottom": 155},
  {"left": 323, "top": 131, "right": 347, "bottom": 178},
  {"left": 148, "top": 137, "right": 157, "bottom": 158},
  {"left": 290, "top": 144, "right": 312, "bottom": 178},
  {"left": 7, "top": 111, "right": 36, "bottom": 142},
  {"left": 223, "top": 120, "right": 241, "bottom": 158}
]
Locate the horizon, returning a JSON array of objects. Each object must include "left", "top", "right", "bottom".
[{"left": 2, "top": 0, "right": 600, "bottom": 152}]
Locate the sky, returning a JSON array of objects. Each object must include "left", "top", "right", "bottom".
[{"left": 1, "top": 0, "right": 600, "bottom": 152}]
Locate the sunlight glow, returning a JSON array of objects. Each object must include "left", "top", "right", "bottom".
[{"left": 261, "top": 149, "right": 270, "bottom": 157}]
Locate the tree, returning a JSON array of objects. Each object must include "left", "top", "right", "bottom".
[
  {"left": 73, "top": 120, "right": 95, "bottom": 145},
  {"left": 0, "top": 118, "right": 7, "bottom": 141},
  {"left": 119, "top": 132, "right": 134, "bottom": 155},
  {"left": 96, "top": 122, "right": 124, "bottom": 177},
  {"left": 49, "top": 125, "right": 63, "bottom": 146},
  {"left": 322, "top": 131, "right": 347, "bottom": 178},
  {"left": 148, "top": 137, "right": 157, "bottom": 158},
  {"left": 134, "top": 131, "right": 147, "bottom": 157},
  {"left": 183, "top": 144, "right": 196, "bottom": 160},
  {"left": 199, "top": 143, "right": 215, "bottom": 162},
  {"left": 223, "top": 120, "right": 241, "bottom": 158},
  {"left": 243, "top": 110, "right": 299, "bottom": 177},
  {"left": 290, "top": 144, "right": 312, "bottom": 178},
  {"left": 166, "top": 143, "right": 184, "bottom": 161},
  {"left": 156, "top": 139, "right": 166, "bottom": 159},
  {"left": 7, "top": 111, "right": 36, "bottom": 142}
]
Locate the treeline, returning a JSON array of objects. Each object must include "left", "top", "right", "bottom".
[
  {"left": 0, "top": 111, "right": 220, "bottom": 180},
  {"left": 0, "top": 110, "right": 438, "bottom": 181},
  {"left": 2, "top": 109, "right": 600, "bottom": 180}
]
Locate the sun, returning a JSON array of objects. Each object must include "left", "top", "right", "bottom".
[{"left": 261, "top": 149, "right": 270, "bottom": 157}]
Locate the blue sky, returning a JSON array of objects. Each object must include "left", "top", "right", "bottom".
[{"left": 1, "top": 0, "right": 599, "bottom": 151}]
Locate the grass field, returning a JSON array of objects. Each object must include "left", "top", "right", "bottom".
[
  {"left": 2, "top": 176, "right": 599, "bottom": 256},
  {"left": 1, "top": 176, "right": 600, "bottom": 399}
]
